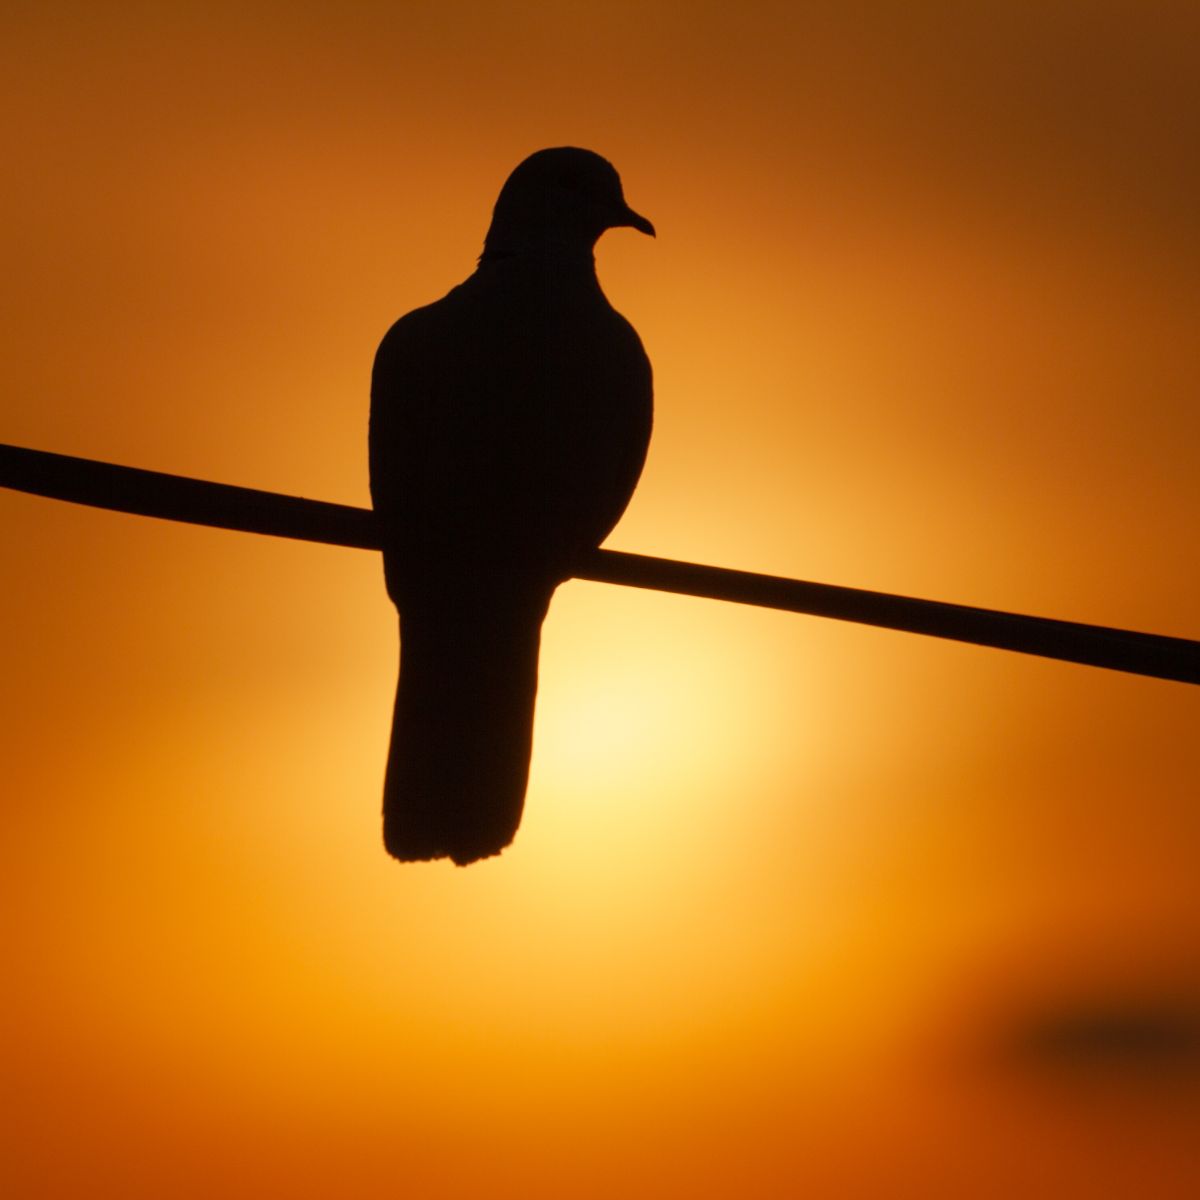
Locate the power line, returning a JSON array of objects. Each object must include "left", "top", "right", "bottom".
[{"left": 2, "top": 441, "right": 1197, "bottom": 685}]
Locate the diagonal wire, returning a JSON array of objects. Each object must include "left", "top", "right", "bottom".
[{"left": 2, "top": 441, "right": 1197, "bottom": 685}]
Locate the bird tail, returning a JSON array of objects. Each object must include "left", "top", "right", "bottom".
[{"left": 382, "top": 587, "right": 552, "bottom": 865}]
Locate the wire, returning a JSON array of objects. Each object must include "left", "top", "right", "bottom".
[{"left": 2, "top": 441, "right": 1197, "bottom": 685}]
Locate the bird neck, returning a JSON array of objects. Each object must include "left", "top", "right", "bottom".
[
  {"left": 479, "top": 218, "right": 601, "bottom": 266},
  {"left": 476, "top": 242, "right": 602, "bottom": 291}
]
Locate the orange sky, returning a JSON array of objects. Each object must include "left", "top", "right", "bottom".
[{"left": 3, "top": 3, "right": 1198, "bottom": 1197}]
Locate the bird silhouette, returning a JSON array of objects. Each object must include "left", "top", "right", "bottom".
[{"left": 370, "top": 148, "right": 654, "bottom": 864}]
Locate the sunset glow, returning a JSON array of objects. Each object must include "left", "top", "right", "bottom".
[{"left": 3, "top": 3, "right": 1198, "bottom": 1197}]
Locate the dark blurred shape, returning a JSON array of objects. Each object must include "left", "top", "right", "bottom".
[{"left": 1006, "top": 999, "right": 1200, "bottom": 1086}]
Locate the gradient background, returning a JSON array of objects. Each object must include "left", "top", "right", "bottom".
[{"left": 3, "top": 2, "right": 1198, "bottom": 1196}]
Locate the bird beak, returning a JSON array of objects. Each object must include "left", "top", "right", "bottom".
[{"left": 618, "top": 205, "right": 656, "bottom": 237}]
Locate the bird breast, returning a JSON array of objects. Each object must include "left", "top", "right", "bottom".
[{"left": 370, "top": 263, "right": 652, "bottom": 595}]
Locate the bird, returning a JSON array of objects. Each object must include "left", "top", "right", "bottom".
[{"left": 369, "top": 147, "right": 655, "bottom": 865}]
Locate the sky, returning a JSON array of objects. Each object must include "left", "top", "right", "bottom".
[{"left": 2, "top": 2, "right": 1198, "bottom": 1196}]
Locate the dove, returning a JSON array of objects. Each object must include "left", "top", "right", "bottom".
[{"left": 370, "top": 147, "right": 654, "bottom": 864}]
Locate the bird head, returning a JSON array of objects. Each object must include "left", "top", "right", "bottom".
[{"left": 481, "top": 147, "right": 654, "bottom": 261}]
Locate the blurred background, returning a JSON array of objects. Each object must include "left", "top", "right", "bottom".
[{"left": 2, "top": 2, "right": 1197, "bottom": 1196}]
